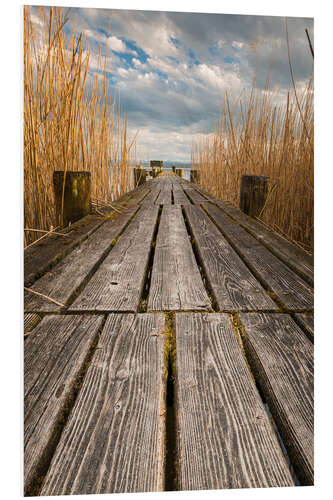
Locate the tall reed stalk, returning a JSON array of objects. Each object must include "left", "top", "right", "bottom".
[
  {"left": 192, "top": 79, "right": 314, "bottom": 252},
  {"left": 24, "top": 6, "right": 136, "bottom": 246}
]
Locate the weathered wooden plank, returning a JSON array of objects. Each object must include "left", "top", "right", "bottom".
[
  {"left": 141, "top": 187, "right": 161, "bottom": 204},
  {"left": 213, "top": 200, "right": 313, "bottom": 286},
  {"left": 121, "top": 180, "right": 153, "bottom": 199},
  {"left": 24, "top": 214, "right": 107, "bottom": 287},
  {"left": 24, "top": 183, "right": 152, "bottom": 288},
  {"left": 24, "top": 313, "right": 41, "bottom": 334},
  {"left": 239, "top": 313, "right": 314, "bottom": 485},
  {"left": 172, "top": 187, "right": 191, "bottom": 204},
  {"left": 175, "top": 313, "right": 294, "bottom": 490},
  {"left": 148, "top": 206, "right": 210, "bottom": 311},
  {"left": 123, "top": 186, "right": 151, "bottom": 205},
  {"left": 155, "top": 187, "right": 172, "bottom": 205},
  {"left": 184, "top": 205, "right": 277, "bottom": 311},
  {"left": 40, "top": 313, "right": 166, "bottom": 496},
  {"left": 24, "top": 207, "right": 137, "bottom": 313},
  {"left": 157, "top": 176, "right": 171, "bottom": 184},
  {"left": 24, "top": 314, "right": 103, "bottom": 492},
  {"left": 184, "top": 188, "right": 208, "bottom": 204},
  {"left": 204, "top": 203, "right": 313, "bottom": 311},
  {"left": 70, "top": 205, "right": 159, "bottom": 312},
  {"left": 294, "top": 313, "right": 314, "bottom": 340}
]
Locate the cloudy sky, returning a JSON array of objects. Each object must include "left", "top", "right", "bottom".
[{"left": 31, "top": 5, "right": 313, "bottom": 163}]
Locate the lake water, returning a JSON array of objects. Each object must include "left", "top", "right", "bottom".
[{"left": 143, "top": 167, "right": 191, "bottom": 181}]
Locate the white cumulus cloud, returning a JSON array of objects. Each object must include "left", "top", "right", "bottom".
[{"left": 107, "top": 36, "right": 128, "bottom": 53}]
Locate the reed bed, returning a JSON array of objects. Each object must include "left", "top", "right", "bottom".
[
  {"left": 24, "top": 6, "right": 136, "bottom": 246},
  {"left": 191, "top": 78, "right": 314, "bottom": 252}
]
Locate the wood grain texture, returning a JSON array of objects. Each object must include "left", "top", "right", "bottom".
[
  {"left": 141, "top": 187, "right": 161, "bottom": 204},
  {"left": 155, "top": 187, "right": 172, "bottom": 205},
  {"left": 193, "top": 186, "right": 220, "bottom": 202},
  {"left": 70, "top": 205, "right": 159, "bottom": 312},
  {"left": 112, "top": 182, "right": 152, "bottom": 205},
  {"left": 239, "top": 313, "right": 314, "bottom": 485},
  {"left": 24, "top": 313, "right": 41, "bottom": 334},
  {"left": 214, "top": 200, "right": 313, "bottom": 286},
  {"left": 172, "top": 187, "right": 191, "bottom": 204},
  {"left": 175, "top": 313, "right": 294, "bottom": 490},
  {"left": 24, "top": 208, "right": 137, "bottom": 313},
  {"left": 24, "top": 314, "right": 103, "bottom": 491},
  {"left": 148, "top": 205, "right": 211, "bottom": 311},
  {"left": 24, "top": 182, "right": 153, "bottom": 288},
  {"left": 204, "top": 203, "right": 313, "bottom": 310},
  {"left": 40, "top": 313, "right": 166, "bottom": 496},
  {"left": 184, "top": 188, "right": 208, "bottom": 204},
  {"left": 24, "top": 214, "right": 107, "bottom": 287},
  {"left": 184, "top": 205, "right": 277, "bottom": 311},
  {"left": 294, "top": 313, "right": 314, "bottom": 340},
  {"left": 124, "top": 186, "right": 151, "bottom": 204}
]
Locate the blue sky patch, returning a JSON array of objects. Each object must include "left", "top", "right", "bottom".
[
  {"left": 188, "top": 49, "right": 200, "bottom": 66},
  {"left": 155, "top": 69, "right": 168, "bottom": 81},
  {"left": 170, "top": 37, "right": 181, "bottom": 48},
  {"left": 124, "top": 40, "right": 149, "bottom": 63}
]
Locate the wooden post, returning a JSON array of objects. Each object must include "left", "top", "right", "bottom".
[
  {"left": 239, "top": 175, "right": 269, "bottom": 218},
  {"left": 190, "top": 170, "right": 200, "bottom": 183},
  {"left": 134, "top": 168, "right": 147, "bottom": 186},
  {"left": 150, "top": 160, "right": 163, "bottom": 171},
  {"left": 53, "top": 171, "right": 91, "bottom": 227}
]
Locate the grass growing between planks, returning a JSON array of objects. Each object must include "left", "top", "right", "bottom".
[
  {"left": 24, "top": 6, "right": 137, "bottom": 246},
  {"left": 191, "top": 40, "right": 313, "bottom": 252}
]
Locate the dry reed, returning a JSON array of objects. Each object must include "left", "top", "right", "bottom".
[
  {"left": 24, "top": 6, "right": 136, "bottom": 246},
  {"left": 192, "top": 78, "right": 314, "bottom": 252}
]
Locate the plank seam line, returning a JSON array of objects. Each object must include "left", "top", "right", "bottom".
[
  {"left": 138, "top": 205, "right": 163, "bottom": 312},
  {"left": 164, "top": 312, "right": 178, "bottom": 491},
  {"left": 139, "top": 189, "right": 161, "bottom": 205},
  {"left": 181, "top": 206, "right": 218, "bottom": 312},
  {"left": 23, "top": 308, "right": 314, "bottom": 317},
  {"left": 230, "top": 312, "right": 301, "bottom": 486},
  {"left": 153, "top": 189, "right": 162, "bottom": 203},
  {"left": 58, "top": 206, "right": 141, "bottom": 312},
  {"left": 193, "top": 186, "right": 212, "bottom": 202},
  {"left": 24, "top": 314, "right": 108, "bottom": 497},
  {"left": 182, "top": 189, "right": 194, "bottom": 205},
  {"left": 200, "top": 204, "right": 311, "bottom": 313},
  {"left": 24, "top": 184, "right": 152, "bottom": 288},
  {"left": 290, "top": 313, "right": 314, "bottom": 344},
  {"left": 139, "top": 187, "right": 152, "bottom": 203},
  {"left": 24, "top": 216, "right": 110, "bottom": 288},
  {"left": 202, "top": 199, "right": 313, "bottom": 287}
]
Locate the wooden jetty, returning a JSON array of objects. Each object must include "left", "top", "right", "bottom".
[{"left": 24, "top": 173, "right": 314, "bottom": 495}]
